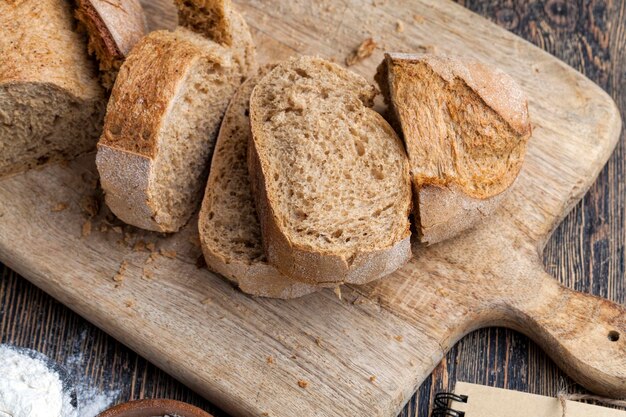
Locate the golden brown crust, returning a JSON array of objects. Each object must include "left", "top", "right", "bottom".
[
  {"left": 75, "top": 0, "right": 147, "bottom": 87},
  {"left": 100, "top": 29, "right": 225, "bottom": 158},
  {"left": 248, "top": 57, "right": 412, "bottom": 285}
]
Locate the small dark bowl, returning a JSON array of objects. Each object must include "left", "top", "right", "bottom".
[{"left": 98, "top": 399, "right": 214, "bottom": 417}]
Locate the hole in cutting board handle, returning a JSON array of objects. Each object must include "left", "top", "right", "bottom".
[{"left": 608, "top": 330, "right": 620, "bottom": 342}]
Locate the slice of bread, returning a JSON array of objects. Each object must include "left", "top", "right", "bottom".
[
  {"left": 75, "top": 0, "right": 148, "bottom": 89},
  {"left": 97, "top": 28, "right": 240, "bottom": 232},
  {"left": 176, "top": 0, "right": 256, "bottom": 80},
  {"left": 248, "top": 56, "right": 412, "bottom": 285},
  {"left": 376, "top": 53, "right": 532, "bottom": 244},
  {"left": 0, "top": 0, "right": 105, "bottom": 178},
  {"left": 199, "top": 66, "right": 319, "bottom": 298},
  {"left": 96, "top": 0, "right": 256, "bottom": 233}
]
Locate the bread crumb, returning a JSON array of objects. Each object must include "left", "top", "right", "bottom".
[
  {"left": 291, "top": 354, "right": 297, "bottom": 360},
  {"left": 142, "top": 268, "right": 153, "bottom": 280},
  {"left": 201, "top": 297, "right": 212, "bottom": 305},
  {"left": 81, "top": 220, "right": 92, "bottom": 238},
  {"left": 394, "top": 335, "right": 404, "bottom": 342},
  {"left": 146, "top": 242, "right": 156, "bottom": 252},
  {"left": 124, "top": 299, "right": 135, "bottom": 308},
  {"left": 413, "top": 14, "right": 425, "bottom": 24},
  {"left": 435, "top": 287, "right": 449, "bottom": 297},
  {"left": 51, "top": 202, "right": 68, "bottom": 212},
  {"left": 99, "top": 224, "right": 109, "bottom": 232},
  {"left": 369, "top": 375, "right": 377, "bottom": 383},
  {"left": 297, "top": 379, "right": 309, "bottom": 388},
  {"left": 266, "top": 356, "right": 275, "bottom": 364},
  {"left": 262, "top": 413, "right": 269, "bottom": 417},
  {"left": 112, "top": 226, "right": 123, "bottom": 234},
  {"left": 345, "top": 38, "right": 377, "bottom": 66},
  {"left": 395, "top": 20, "right": 404, "bottom": 32},
  {"left": 333, "top": 286, "right": 342, "bottom": 300},
  {"left": 160, "top": 249, "right": 177, "bottom": 259},
  {"left": 113, "top": 261, "right": 128, "bottom": 282},
  {"left": 315, "top": 337, "right": 323, "bottom": 347},
  {"left": 133, "top": 240, "right": 146, "bottom": 252},
  {"left": 80, "top": 195, "right": 100, "bottom": 218},
  {"left": 145, "top": 252, "right": 159, "bottom": 264}
]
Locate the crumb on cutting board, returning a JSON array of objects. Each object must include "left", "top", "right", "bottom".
[
  {"left": 345, "top": 38, "right": 377, "bottom": 66},
  {"left": 395, "top": 20, "right": 404, "bottom": 32},
  {"left": 133, "top": 240, "right": 146, "bottom": 252},
  {"left": 394, "top": 335, "right": 404, "bottom": 342},
  {"left": 80, "top": 194, "right": 100, "bottom": 218},
  {"left": 266, "top": 356, "right": 275, "bottom": 365},
  {"left": 334, "top": 286, "right": 342, "bottom": 300},
  {"left": 81, "top": 220, "right": 92, "bottom": 238},
  {"left": 113, "top": 261, "right": 128, "bottom": 282},
  {"left": 51, "top": 202, "right": 68, "bottom": 212},
  {"left": 369, "top": 375, "right": 377, "bottom": 383},
  {"left": 413, "top": 14, "right": 425, "bottom": 24},
  {"left": 297, "top": 379, "right": 309, "bottom": 388},
  {"left": 160, "top": 249, "right": 177, "bottom": 259}
]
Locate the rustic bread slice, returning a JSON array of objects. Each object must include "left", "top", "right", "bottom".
[
  {"left": 248, "top": 56, "right": 412, "bottom": 285},
  {"left": 376, "top": 53, "right": 532, "bottom": 244},
  {"left": 75, "top": 0, "right": 148, "bottom": 89},
  {"left": 199, "top": 66, "right": 319, "bottom": 298},
  {"left": 176, "top": 0, "right": 256, "bottom": 79},
  {"left": 0, "top": 0, "right": 105, "bottom": 178},
  {"left": 96, "top": 28, "right": 241, "bottom": 232}
]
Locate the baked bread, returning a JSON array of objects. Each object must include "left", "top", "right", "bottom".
[
  {"left": 376, "top": 53, "right": 532, "bottom": 244},
  {"left": 96, "top": 0, "right": 256, "bottom": 233},
  {"left": 75, "top": 0, "right": 148, "bottom": 89},
  {"left": 176, "top": 0, "right": 256, "bottom": 80},
  {"left": 0, "top": 0, "right": 105, "bottom": 178},
  {"left": 199, "top": 67, "right": 319, "bottom": 298},
  {"left": 97, "top": 28, "right": 240, "bottom": 232},
  {"left": 248, "top": 56, "right": 412, "bottom": 285}
]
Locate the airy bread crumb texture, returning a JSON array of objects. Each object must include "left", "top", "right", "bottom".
[
  {"left": 199, "top": 66, "right": 319, "bottom": 298},
  {"left": 249, "top": 56, "right": 412, "bottom": 284},
  {"left": 0, "top": 0, "right": 105, "bottom": 177}
]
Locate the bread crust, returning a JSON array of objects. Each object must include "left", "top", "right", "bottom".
[
  {"left": 377, "top": 53, "right": 531, "bottom": 245},
  {"left": 199, "top": 68, "right": 320, "bottom": 298},
  {"left": 248, "top": 57, "right": 412, "bottom": 285},
  {"left": 0, "top": 0, "right": 105, "bottom": 177},
  {"left": 75, "top": 0, "right": 147, "bottom": 88},
  {"left": 97, "top": 29, "right": 230, "bottom": 232}
]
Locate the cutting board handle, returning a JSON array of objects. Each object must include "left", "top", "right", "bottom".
[{"left": 509, "top": 266, "right": 626, "bottom": 397}]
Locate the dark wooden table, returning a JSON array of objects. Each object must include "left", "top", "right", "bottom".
[{"left": 1, "top": 1, "right": 625, "bottom": 416}]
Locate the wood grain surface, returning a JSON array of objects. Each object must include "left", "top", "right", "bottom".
[{"left": 0, "top": 1, "right": 625, "bottom": 417}]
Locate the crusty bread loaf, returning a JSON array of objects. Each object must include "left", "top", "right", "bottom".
[
  {"left": 97, "top": 28, "right": 241, "bottom": 232},
  {"left": 248, "top": 56, "right": 412, "bottom": 285},
  {"left": 199, "top": 67, "right": 319, "bottom": 298},
  {"left": 376, "top": 53, "right": 532, "bottom": 244},
  {"left": 96, "top": 0, "right": 256, "bottom": 233},
  {"left": 75, "top": 0, "right": 148, "bottom": 89},
  {"left": 176, "top": 0, "right": 255, "bottom": 80},
  {"left": 0, "top": 0, "right": 105, "bottom": 178}
]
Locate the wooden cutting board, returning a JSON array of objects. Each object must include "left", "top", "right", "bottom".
[{"left": 0, "top": 1, "right": 624, "bottom": 416}]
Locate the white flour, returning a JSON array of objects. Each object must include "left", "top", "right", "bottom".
[{"left": 0, "top": 346, "right": 76, "bottom": 417}]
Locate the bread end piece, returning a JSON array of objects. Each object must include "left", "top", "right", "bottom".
[
  {"left": 377, "top": 52, "right": 532, "bottom": 245},
  {"left": 75, "top": 0, "right": 148, "bottom": 89}
]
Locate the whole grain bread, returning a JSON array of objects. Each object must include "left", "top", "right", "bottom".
[
  {"left": 0, "top": 0, "right": 105, "bottom": 178},
  {"left": 75, "top": 0, "right": 148, "bottom": 89},
  {"left": 248, "top": 56, "right": 412, "bottom": 285},
  {"left": 376, "top": 53, "right": 532, "bottom": 244},
  {"left": 199, "top": 66, "right": 320, "bottom": 298},
  {"left": 96, "top": 0, "right": 256, "bottom": 233}
]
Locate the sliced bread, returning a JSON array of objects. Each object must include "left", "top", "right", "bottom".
[
  {"left": 248, "top": 56, "right": 412, "bottom": 285},
  {"left": 0, "top": 0, "right": 105, "bottom": 178},
  {"left": 97, "top": 28, "right": 240, "bottom": 232},
  {"left": 199, "top": 66, "right": 319, "bottom": 298},
  {"left": 375, "top": 53, "right": 532, "bottom": 244},
  {"left": 96, "top": 0, "right": 256, "bottom": 233},
  {"left": 75, "top": 0, "right": 148, "bottom": 89},
  {"left": 176, "top": 0, "right": 256, "bottom": 80}
]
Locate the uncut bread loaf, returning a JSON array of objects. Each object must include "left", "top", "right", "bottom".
[
  {"left": 199, "top": 67, "right": 319, "bottom": 298},
  {"left": 248, "top": 56, "right": 412, "bottom": 285},
  {"left": 376, "top": 53, "right": 532, "bottom": 245},
  {"left": 96, "top": 0, "right": 256, "bottom": 233},
  {"left": 0, "top": 0, "right": 105, "bottom": 178},
  {"left": 75, "top": 0, "right": 148, "bottom": 89}
]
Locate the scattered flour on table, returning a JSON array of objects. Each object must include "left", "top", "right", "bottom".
[{"left": 0, "top": 345, "right": 76, "bottom": 417}]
